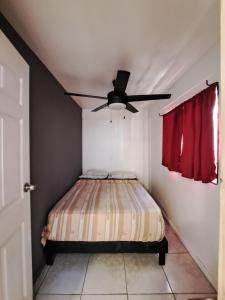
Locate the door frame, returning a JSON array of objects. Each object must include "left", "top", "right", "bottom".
[{"left": 218, "top": 0, "right": 225, "bottom": 299}]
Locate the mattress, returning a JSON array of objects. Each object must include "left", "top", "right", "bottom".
[{"left": 41, "top": 179, "right": 165, "bottom": 245}]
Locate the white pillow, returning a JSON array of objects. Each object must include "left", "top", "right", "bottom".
[
  {"left": 79, "top": 169, "right": 108, "bottom": 179},
  {"left": 86, "top": 169, "right": 108, "bottom": 176},
  {"left": 109, "top": 171, "right": 137, "bottom": 179},
  {"left": 79, "top": 174, "right": 108, "bottom": 179}
]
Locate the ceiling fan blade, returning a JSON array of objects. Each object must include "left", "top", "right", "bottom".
[
  {"left": 127, "top": 94, "right": 171, "bottom": 102},
  {"left": 114, "top": 70, "right": 130, "bottom": 93},
  {"left": 65, "top": 92, "right": 107, "bottom": 100},
  {"left": 126, "top": 102, "right": 138, "bottom": 113},
  {"left": 91, "top": 103, "right": 108, "bottom": 112}
]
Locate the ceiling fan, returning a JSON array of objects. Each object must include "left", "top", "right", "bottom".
[{"left": 65, "top": 70, "right": 171, "bottom": 113}]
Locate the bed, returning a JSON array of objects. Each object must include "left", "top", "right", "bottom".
[{"left": 42, "top": 179, "right": 168, "bottom": 265}]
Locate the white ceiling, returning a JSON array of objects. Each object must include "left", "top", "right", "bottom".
[{"left": 0, "top": 0, "right": 219, "bottom": 109}]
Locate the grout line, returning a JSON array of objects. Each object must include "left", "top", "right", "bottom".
[
  {"left": 80, "top": 293, "right": 127, "bottom": 295},
  {"left": 172, "top": 293, "right": 176, "bottom": 300},
  {"left": 34, "top": 264, "right": 51, "bottom": 295},
  {"left": 37, "top": 292, "right": 217, "bottom": 295},
  {"left": 81, "top": 254, "right": 91, "bottom": 295},
  {"left": 81, "top": 293, "right": 127, "bottom": 295},
  {"left": 125, "top": 293, "right": 174, "bottom": 295},
  {"left": 82, "top": 293, "right": 176, "bottom": 295},
  {"left": 122, "top": 254, "right": 129, "bottom": 300},
  {"left": 162, "top": 263, "right": 174, "bottom": 295},
  {"left": 37, "top": 292, "right": 82, "bottom": 296},
  {"left": 170, "top": 292, "right": 217, "bottom": 295}
]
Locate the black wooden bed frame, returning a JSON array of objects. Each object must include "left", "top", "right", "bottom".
[{"left": 44, "top": 237, "right": 168, "bottom": 266}]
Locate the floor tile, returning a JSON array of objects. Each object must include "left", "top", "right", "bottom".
[
  {"left": 128, "top": 295, "right": 175, "bottom": 300},
  {"left": 124, "top": 253, "right": 172, "bottom": 294},
  {"left": 175, "top": 294, "right": 217, "bottom": 300},
  {"left": 83, "top": 254, "right": 126, "bottom": 294},
  {"left": 82, "top": 295, "right": 127, "bottom": 300},
  {"left": 163, "top": 254, "right": 215, "bottom": 294},
  {"left": 35, "top": 295, "right": 80, "bottom": 300},
  {"left": 38, "top": 254, "right": 89, "bottom": 294},
  {"left": 165, "top": 223, "right": 187, "bottom": 254}
]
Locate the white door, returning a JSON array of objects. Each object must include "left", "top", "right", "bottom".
[{"left": 0, "top": 30, "right": 33, "bottom": 300}]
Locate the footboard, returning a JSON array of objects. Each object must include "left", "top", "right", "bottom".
[{"left": 44, "top": 237, "right": 168, "bottom": 266}]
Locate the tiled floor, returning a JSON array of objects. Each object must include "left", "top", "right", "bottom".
[{"left": 35, "top": 222, "right": 216, "bottom": 300}]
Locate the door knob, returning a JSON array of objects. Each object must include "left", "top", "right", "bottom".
[{"left": 24, "top": 182, "right": 36, "bottom": 192}]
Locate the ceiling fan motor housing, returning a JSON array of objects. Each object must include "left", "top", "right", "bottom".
[{"left": 107, "top": 91, "right": 126, "bottom": 109}]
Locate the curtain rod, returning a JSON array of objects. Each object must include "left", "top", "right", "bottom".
[{"left": 159, "top": 80, "right": 219, "bottom": 117}]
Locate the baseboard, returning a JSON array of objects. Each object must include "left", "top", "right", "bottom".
[
  {"left": 33, "top": 264, "right": 50, "bottom": 295},
  {"left": 161, "top": 209, "right": 217, "bottom": 290}
]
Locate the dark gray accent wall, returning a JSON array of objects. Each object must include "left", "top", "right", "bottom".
[{"left": 0, "top": 14, "right": 82, "bottom": 282}]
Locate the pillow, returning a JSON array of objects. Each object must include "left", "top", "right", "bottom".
[
  {"left": 86, "top": 169, "right": 108, "bottom": 176},
  {"left": 79, "top": 174, "right": 108, "bottom": 179},
  {"left": 79, "top": 169, "right": 108, "bottom": 179},
  {"left": 108, "top": 171, "right": 137, "bottom": 179}
]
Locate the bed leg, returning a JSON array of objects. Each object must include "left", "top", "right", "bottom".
[
  {"left": 45, "top": 247, "right": 56, "bottom": 265},
  {"left": 159, "top": 250, "right": 166, "bottom": 265}
]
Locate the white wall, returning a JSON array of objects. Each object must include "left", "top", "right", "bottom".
[
  {"left": 82, "top": 108, "right": 150, "bottom": 188},
  {"left": 149, "top": 44, "right": 220, "bottom": 288},
  {"left": 82, "top": 43, "right": 219, "bottom": 288}
]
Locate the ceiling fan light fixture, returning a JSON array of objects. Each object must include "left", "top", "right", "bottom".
[{"left": 108, "top": 102, "right": 126, "bottom": 110}]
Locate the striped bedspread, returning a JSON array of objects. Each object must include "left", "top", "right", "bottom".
[{"left": 41, "top": 179, "right": 165, "bottom": 245}]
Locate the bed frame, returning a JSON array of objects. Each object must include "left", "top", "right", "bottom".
[{"left": 44, "top": 237, "right": 168, "bottom": 266}]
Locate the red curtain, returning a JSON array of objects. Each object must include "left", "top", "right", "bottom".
[
  {"left": 162, "top": 105, "right": 183, "bottom": 172},
  {"left": 162, "top": 85, "right": 217, "bottom": 183}
]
